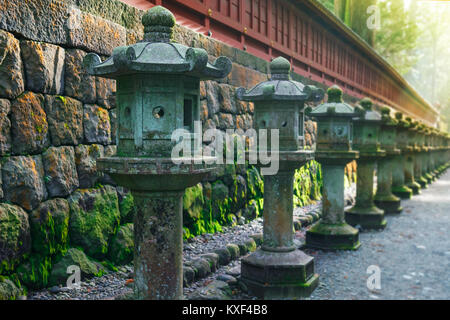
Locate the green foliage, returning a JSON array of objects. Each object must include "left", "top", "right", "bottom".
[
  {"left": 30, "top": 208, "right": 69, "bottom": 258},
  {"left": 334, "top": 0, "right": 377, "bottom": 46},
  {"left": 119, "top": 192, "right": 135, "bottom": 223},
  {"left": 182, "top": 161, "right": 322, "bottom": 239},
  {"left": 316, "top": 0, "right": 335, "bottom": 12},
  {"left": 293, "top": 160, "right": 322, "bottom": 207},
  {"left": 374, "top": 0, "right": 421, "bottom": 75},
  {"left": 16, "top": 254, "right": 52, "bottom": 289}
]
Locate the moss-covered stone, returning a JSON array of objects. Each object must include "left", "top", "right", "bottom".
[
  {"left": 183, "top": 183, "right": 204, "bottom": 220},
  {"left": 108, "top": 223, "right": 133, "bottom": 265},
  {"left": 68, "top": 186, "right": 120, "bottom": 259},
  {"left": 30, "top": 198, "right": 70, "bottom": 257},
  {"left": 117, "top": 187, "right": 134, "bottom": 223},
  {"left": 48, "top": 248, "right": 99, "bottom": 287},
  {"left": 210, "top": 180, "right": 230, "bottom": 223},
  {"left": 16, "top": 254, "right": 52, "bottom": 289},
  {"left": 0, "top": 203, "right": 31, "bottom": 274}
]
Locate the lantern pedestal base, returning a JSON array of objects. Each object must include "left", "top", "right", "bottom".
[
  {"left": 345, "top": 206, "right": 387, "bottom": 230},
  {"left": 392, "top": 186, "right": 413, "bottom": 199},
  {"left": 425, "top": 173, "right": 434, "bottom": 183},
  {"left": 305, "top": 222, "right": 360, "bottom": 250},
  {"left": 241, "top": 249, "right": 319, "bottom": 299},
  {"left": 417, "top": 176, "right": 428, "bottom": 188},
  {"left": 374, "top": 196, "right": 402, "bottom": 214},
  {"left": 407, "top": 182, "right": 421, "bottom": 195}
]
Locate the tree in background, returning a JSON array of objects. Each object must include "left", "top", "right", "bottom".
[
  {"left": 334, "top": 0, "right": 377, "bottom": 46},
  {"left": 373, "top": 0, "right": 420, "bottom": 75},
  {"left": 316, "top": 0, "right": 450, "bottom": 130}
]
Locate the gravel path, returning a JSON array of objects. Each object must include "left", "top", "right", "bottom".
[{"left": 307, "top": 170, "right": 450, "bottom": 300}]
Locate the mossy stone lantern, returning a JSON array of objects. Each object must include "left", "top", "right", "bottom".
[
  {"left": 422, "top": 127, "right": 434, "bottom": 183},
  {"left": 391, "top": 112, "right": 413, "bottom": 199},
  {"left": 431, "top": 129, "right": 441, "bottom": 177},
  {"left": 305, "top": 85, "right": 361, "bottom": 250},
  {"left": 345, "top": 98, "right": 387, "bottom": 230},
  {"left": 404, "top": 118, "right": 421, "bottom": 195},
  {"left": 373, "top": 106, "right": 402, "bottom": 214},
  {"left": 436, "top": 131, "right": 448, "bottom": 176},
  {"left": 83, "top": 6, "right": 231, "bottom": 300},
  {"left": 414, "top": 123, "right": 429, "bottom": 188},
  {"left": 236, "top": 56, "right": 324, "bottom": 299}
]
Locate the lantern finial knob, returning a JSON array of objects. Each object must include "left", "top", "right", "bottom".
[
  {"left": 142, "top": 5, "right": 176, "bottom": 43},
  {"left": 359, "top": 97, "right": 373, "bottom": 111},
  {"left": 327, "top": 85, "right": 343, "bottom": 103},
  {"left": 270, "top": 56, "right": 291, "bottom": 80}
]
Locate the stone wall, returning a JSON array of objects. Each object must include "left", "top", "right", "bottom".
[{"left": 0, "top": 0, "right": 325, "bottom": 293}]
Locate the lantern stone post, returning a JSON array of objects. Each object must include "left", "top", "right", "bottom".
[
  {"left": 305, "top": 85, "right": 361, "bottom": 250},
  {"left": 345, "top": 98, "right": 386, "bottom": 230},
  {"left": 437, "top": 132, "right": 449, "bottom": 176},
  {"left": 83, "top": 6, "right": 231, "bottom": 300},
  {"left": 391, "top": 112, "right": 413, "bottom": 199},
  {"left": 404, "top": 118, "right": 421, "bottom": 195},
  {"left": 423, "top": 127, "right": 435, "bottom": 184},
  {"left": 413, "top": 122, "right": 428, "bottom": 189},
  {"left": 236, "top": 57, "right": 323, "bottom": 299},
  {"left": 373, "top": 107, "right": 402, "bottom": 214}
]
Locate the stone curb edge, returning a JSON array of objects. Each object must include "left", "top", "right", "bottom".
[{"left": 182, "top": 207, "right": 322, "bottom": 286}]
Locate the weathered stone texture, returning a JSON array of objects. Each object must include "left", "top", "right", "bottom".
[
  {"left": 42, "top": 146, "right": 79, "bottom": 197},
  {"left": 0, "top": 0, "right": 70, "bottom": 45},
  {"left": 64, "top": 49, "right": 96, "bottom": 103},
  {"left": 2, "top": 155, "right": 47, "bottom": 211},
  {"left": 68, "top": 186, "right": 120, "bottom": 259},
  {"left": 10, "top": 92, "right": 50, "bottom": 155},
  {"left": 0, "top": 99, "right": 11, "bottom": 155},
  {"left": 0, "top": 30, "right": 24, "bottom": 99},
  {"left": 83, "top": 104, "right": 111, "bottom": 144},
  {"left": 109, "top": 108, "right": 117, "bottom": 144},
  {"left": 0, "top": 203, "right": 31, "bottom": 273},
  {"left": 227, "top": 63, "right": 268, "bottom": 88},
  {"left": 67, "top": 9, "right": 127, "bottom": 56},
  {"left": 44, "top": 95, "right": 84, "bottom": 146},
  {"left": 74, "top": 144, "right": 104, "bottom": 188},
  {"left": 30, "top": 198, "right": 70, "bottom": 256},
  {"left": 48, "top": 247, "right": 99, "bottom": 287},
  {"left": 108, "top": 223, "right": 133, "bottom": 265},
  {"left": 20, "top": 40, "right": 65, "bottom": 94},
  {"left": 205, "top": 81, "right": 220, "bottom": 116},
  {"left": 218, "top": 84, "right": 237, "bottom": 114},
  {"left": 96, "top": 77, "right": 116, "bottom": 109}
]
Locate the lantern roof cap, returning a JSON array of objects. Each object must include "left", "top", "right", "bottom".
[
  {"left": 236, "top": 57, "right": 324, "bottom": 102},
  {"left": 306, "top": 85, "right": 355, "bottom": 118},
  {"left": 395, "top": 112, "right": 411, "bottom": 128},
  {"left": 380, "top": 105, "right": 398, "bottom": 126},
  {"left": 353, "top": 97, "right": 382, "bottom": 122},
  {"left": 83, "top": 6, "right": 231, "bottom": 80}
]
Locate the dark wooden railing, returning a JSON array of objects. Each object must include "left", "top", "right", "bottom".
[{"left": 120, "top": 0, "right": 439, "bottom": 125}]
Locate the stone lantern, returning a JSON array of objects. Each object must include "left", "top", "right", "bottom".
[
  {"left": 414, "top": 122, "right": 428, "bottom": 189},
  {"left": 391, "top": 112, "right": 413, "bottom": 199},
  {"left": 373, "top": 106, "right": 402, "bottom": 214},
  {"left": 305, "top": 85, "right": 360, "bottom": 250},
  {"left": 236, "top": 56, "right": 324, "bottom": 299},
  {"left": 404, "top": 117, "right": 421, "bottom": 195},
  {"left": 345, "top": 98, "right": 387, "bottom": 230},
  {"left": 83, "top": 6, "right": 231, "bottom": 300}
]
